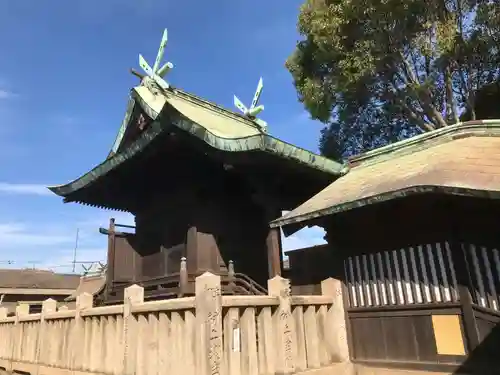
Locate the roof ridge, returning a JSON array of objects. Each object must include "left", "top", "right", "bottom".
[
  {"left": 168, "top": 86, "right": 265, "bottom": 132},
  {"left": 348, "top": 120, "right": 500, "bottom": 169}
]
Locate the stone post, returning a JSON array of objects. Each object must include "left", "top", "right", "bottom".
[
  {"left": 321, "top": 278, "right": 350, "bottom": 362},
  {"left": 268, "top": 275, "right": 296, "bottom": 374},
  {"left": 0, "top": 307, "right": 7, "bottom": 319},
  {"left": 71, "top": 292, "right": 93, "bottom": 370},
  {"left": 15, "top": 304, "right": 29, "bottom": 317},
  {"left": 123, "top": 284, "right": 144, "bottom": 375},
  {"left": 35, "top": 298, "right": 57, "bottom": 365},
  {"left": 195, "top": 272, "right": 223, "bottom": 375},
  {"left": 13, "top": 304, "right": 29, "bottom": 361}
]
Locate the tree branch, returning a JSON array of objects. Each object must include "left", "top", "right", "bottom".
[
  {"left": 445, "top": 66, "right": 459, "bottom": 123},
  {"left": 386, "top": 83, "right": 435, "bottom": 132}
]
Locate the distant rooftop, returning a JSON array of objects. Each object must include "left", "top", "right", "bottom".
[{"left": 0, "top": 269, "right": 81, "bottom": 290}]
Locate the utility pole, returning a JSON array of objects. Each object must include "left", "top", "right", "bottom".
[{"left": 72, "top": 228, "right": 80, "bottom": 273}]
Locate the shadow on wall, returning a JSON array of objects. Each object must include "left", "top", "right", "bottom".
[{"left": 455, "top": 319, "right": 500, "bottom": 374}]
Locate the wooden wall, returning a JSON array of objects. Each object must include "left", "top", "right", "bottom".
[
  {"left": 286, "top": 244, "right": 332, "bottom": 295},
  {"left": 109, "top": 177, "right": 274, "bottom": 289},
  {"left": 283, "top": 193, "right": 500, "bottom": 373},
  {"left": 344, "top": 241, "right": 466, "bottom": 368}
]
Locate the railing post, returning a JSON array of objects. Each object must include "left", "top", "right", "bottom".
[
  {"left": 179, "top": 257, "right": 188, "bottom": 297},
  {"left": 0, "top": 306, "right": 7, "bottom": 364},
  {"left": 71, "top": 292, "right": 93, "bottom": 370},
  {"left": 268, "top": 275, "right": 295, "bottom": 374},
  {"left": 195, "top": 272, "right": 223, "bottom": 375},
  {"left": 36, "top": 299, "right": 57, "bottom": 366},
  {"left": 123, "top": 284, "right": 144, "bottom": 375},
  {"left": 321, "top": 278, "right": 350, "bottom": 362},
  {"left": 13, "top": 304, "right": 29, "bottom": 362},
  {"left": 228, "top": 260, "right": 235, "bottom": 293}
]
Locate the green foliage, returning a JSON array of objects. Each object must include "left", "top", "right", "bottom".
[{"left": 287, "top": 0, "right": 500, "bottom": 159}]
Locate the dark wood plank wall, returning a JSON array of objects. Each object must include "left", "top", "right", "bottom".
[
  {"left": 113, "top": 235, "right": 142, "bottom": 282},
  {"left": 283, "top": 194, "right": 500, "bottom": 372},
  {"left": 349, "top": 305, "right": 464, "bottom": 364},
  {"left": 110, "top": 187, "right": 272, "bottom": 288},
  {"left": 462, "top": 243, "right": 500, "bottom": 311},
  {"left": 286, "top": 244, "right": 332, "bottom": 294},
  {"left": 341, "top": 242, "right": 500, "bottom": 372},
  {"left": 129, "top": 166, "right": 274, "bottom": 286}
]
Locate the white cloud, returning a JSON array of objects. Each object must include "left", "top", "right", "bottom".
[
  {"left": 281, "top": 226, "right": 326, "bottom": 253},
  {"left": 0, "top": 223, "right": 73, "bottom": 247},
  {"left": 0, "top": 218, "right": 108, "bottom": 272},
  {"left": 0, "top": 89, "right": 16, "bottom": 100},
  {"left": 280, "top": 210, "right": 326, "bottom": 253},
  {"left": 0, "top": 182, "right": 51, "bottom": 196}
]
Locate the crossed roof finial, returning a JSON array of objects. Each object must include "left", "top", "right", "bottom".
[
  {"left": 233, "top": 78, "right": 267, "bottom": 131},
  {"left": 138, "top": 29, "right": 174, "bottom": 90}
]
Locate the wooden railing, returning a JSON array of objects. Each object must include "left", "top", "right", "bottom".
[
  {"left": 0, "top": 273, "right": 348, "bottom": 375},
  {"left": 102, "top": 258, "right": 268, "bottom": 304}
]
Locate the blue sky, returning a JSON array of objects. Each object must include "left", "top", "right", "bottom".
[{"left": 0, "top": 0, "right": 326, "bottom": 273}]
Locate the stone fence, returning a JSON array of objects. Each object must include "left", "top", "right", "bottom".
[{"left": 0, "top": 273, "right": 348, "bottom": 375}]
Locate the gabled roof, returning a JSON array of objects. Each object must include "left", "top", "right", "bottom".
[
  {"left": 48, "top": 84, "right": 346, "bottom": 199},
  {"left": 271, "top": 120, "right": 500, "bottom": 230}
]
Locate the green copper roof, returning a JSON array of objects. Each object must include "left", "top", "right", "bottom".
[{"left": 48, "top": 84, "right": 346, "bottom": 198}]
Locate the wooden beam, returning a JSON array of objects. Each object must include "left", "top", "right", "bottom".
[
  {"left": 266, "top": 227, "right": 282, "bottom": 278},
  {"left": 130, "top": 68, "right": 145, "bottom": 80}
]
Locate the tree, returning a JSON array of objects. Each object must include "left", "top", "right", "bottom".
[{"left": 287, "top": 0, "right": 500, "bottom": 159}]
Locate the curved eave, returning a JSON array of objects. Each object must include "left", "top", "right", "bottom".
[
  {"left": 48, "top": 89, "right": 345, "bottom": 198},
  {"left": 272, "top": 185, "right": 500, "bottom": 234}
]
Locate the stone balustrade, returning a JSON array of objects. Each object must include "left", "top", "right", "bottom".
[{"left": 0, "top": 273, "right": 348, "bottom": 375}]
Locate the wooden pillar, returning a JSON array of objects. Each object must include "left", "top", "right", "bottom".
[
  {"left": 106, "top": 218, "right": 116, "bottom": 292},
  {"left": 266, "top": 227, "right": 282, "bottom": 278},
  {"left": 186, "top": 226, "right": 199, "bottom": 273}
]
